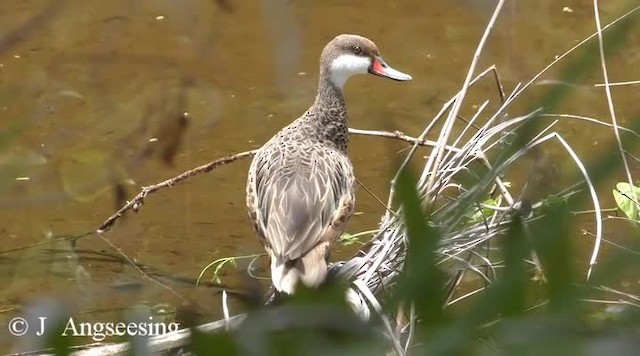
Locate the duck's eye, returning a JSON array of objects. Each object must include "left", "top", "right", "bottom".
[{"left": 353, "top": 46, "right": 362, "bottom": 55}]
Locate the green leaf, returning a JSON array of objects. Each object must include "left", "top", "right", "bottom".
[
  {"left": 338, "top": 232, "right": 358, "bottom": 246},
  {"left": 465, "top": 198, "right": 498, "bottom": 223},
  {"left": 613, "top": 182, "right": 640, "bottom": 221}
]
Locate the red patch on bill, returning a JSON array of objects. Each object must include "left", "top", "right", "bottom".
[{"left": 372, "top": 58, "right": 385, "bottom": 75}]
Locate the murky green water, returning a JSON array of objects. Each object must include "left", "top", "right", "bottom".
[{"left": 1, "top": 0, "right": 639, "bottom": 350}]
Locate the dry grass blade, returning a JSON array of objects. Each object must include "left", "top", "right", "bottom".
[
  {"left": 326, "top": 1, "right": 637, "bottom": 344},
  {"left": 590, "top": 0, "right": 635, "bottom": 280},
  {"left": 426, "top": 0, "right": 505, "bottom": 194}
]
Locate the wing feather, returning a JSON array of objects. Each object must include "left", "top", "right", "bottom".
[{"left": 247, "top": 141, "right": 354, "bottom": 262}]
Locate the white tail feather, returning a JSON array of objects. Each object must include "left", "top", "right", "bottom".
[
  {"left": 271, "top": 259, "right": 299, "bottom": 295},
  {"left": 271, "top": 243, "right": 330, "bottom": 294}
]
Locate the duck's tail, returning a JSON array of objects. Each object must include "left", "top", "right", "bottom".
[{"left": 271, "top": 242, "right": 329, "bottom": 294}]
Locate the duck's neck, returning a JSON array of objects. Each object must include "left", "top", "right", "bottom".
[{"left": 307, "top": 74, "right": 349, "bottom": 152}]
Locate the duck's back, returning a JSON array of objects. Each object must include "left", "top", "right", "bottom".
[{"left": 247, "top": 121, "right": 355, "bottom": 265}]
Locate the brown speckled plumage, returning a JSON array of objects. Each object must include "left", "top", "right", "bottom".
[{"left": 246, "top": 34, "right": 411, "bottom": 294}]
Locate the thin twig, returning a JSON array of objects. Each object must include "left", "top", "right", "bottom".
[
  {"left": 539, "top": 114, "right": 640, "bottom": 137},
  {"left": 594, "top": 80, "right": 640, "bottom": 87},
  {"left": 96, "top": 150, "right": 256, "bottom": 233},
  {"left": 349, "top": 128, "right": 460, "bottom": 153},
  {"left": 96, "top": 127, "right": 454, "bottom": 234},
  {"left": 355, "top": 177, "right": 396, "bottom": 217}
]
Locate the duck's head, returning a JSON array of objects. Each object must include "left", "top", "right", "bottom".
[{"left": 320, "top": 34, "right": 412, "bottom": 89}]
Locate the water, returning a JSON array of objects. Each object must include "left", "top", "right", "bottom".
[{"left": 1, "top": 0, "right": 639, "bottom": 350}]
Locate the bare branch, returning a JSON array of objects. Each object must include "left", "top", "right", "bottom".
[{"left": 96, "top": 150, "right": 256, "bottom": 233}]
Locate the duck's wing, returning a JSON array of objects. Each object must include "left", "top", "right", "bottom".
[{"left": 247, "top": 145, "right": 355, "bottom": 262}]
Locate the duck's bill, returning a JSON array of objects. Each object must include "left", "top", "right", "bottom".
[{"left": 369, "top": 56, "right": 412, "bottom": 81}]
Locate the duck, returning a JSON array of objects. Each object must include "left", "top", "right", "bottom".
[{"left": 246, "top": 34, "right": 412, "bottom": 295}]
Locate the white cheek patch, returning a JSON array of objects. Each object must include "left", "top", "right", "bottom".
[{"left": 330, "top": 54, "right": 371, "bottom": 89}]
